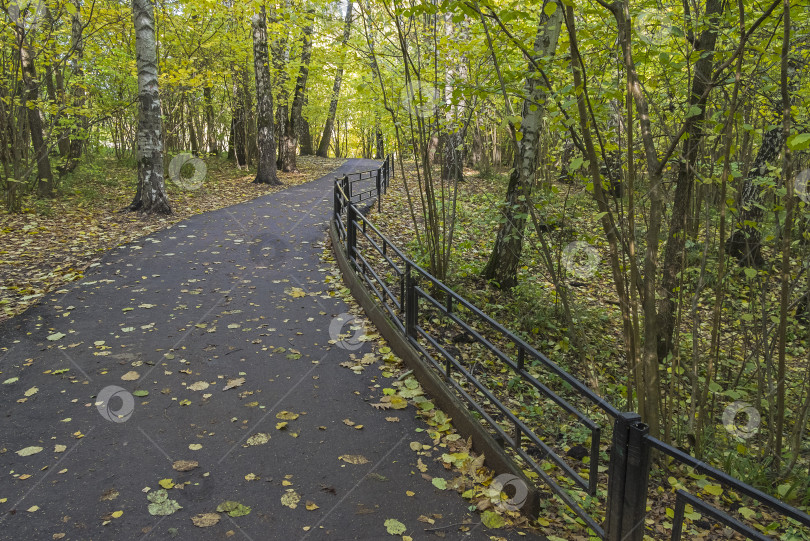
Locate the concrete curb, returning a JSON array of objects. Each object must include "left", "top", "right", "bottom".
[{"left": 329, "top": 221, "right": 541, "bottom": 518}]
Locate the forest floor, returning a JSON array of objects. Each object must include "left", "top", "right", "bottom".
[
  {"left": 367, "top": 163, "right": 810, "bottom": 540},
  {"left": 0, "top": 154, "right": 344, "bottom": 323}
]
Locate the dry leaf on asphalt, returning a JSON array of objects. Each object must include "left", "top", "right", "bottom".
[
  {"left": 172, "top": 460, "right": 199, "bottom": 472},
  {"left": 223, "top": 377, "right": 245, "bottom": 391},
  {"left": 191, "top": 513, "right": 220, "bottom": 527},
  {"left": 338, "top": 454, "right": 369, "bottom": 465}
]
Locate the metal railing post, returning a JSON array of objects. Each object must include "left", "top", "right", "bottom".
[
  {"left": 621, "top": 421, "right": 651, "bottom": 540},
  {"left": 404, "top": 261, "right": 417, "bottom": 338},
  {"left": 376, "top": 168, "right": 382, "bottom": 212},
  {"left": 605, "top": 413, "right": 650, "bottom": 541},
  {"left": 345, "top": 175, "right": 356, "bottom": 265},
  {"left": 605, "top": 412, "right": 639, "bottom": 540}
]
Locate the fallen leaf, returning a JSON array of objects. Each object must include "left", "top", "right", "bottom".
[
  {"left": 246, "top": 433, "right": 271, "bottom": 446},
  {"left": 16, "top": 446, "right": 43, "bottom": 457},
  {"left": 384, "top": 518, "right": 406, "bottom": 535},
  {"left": 188, "top": 381, "right": 209, "bottom": 391},
  {"left": 121, "top": 371, "right": 139, "bottom": 381},
  {"left": 276, "top": 411, "right": 299, "bottom": 421},
  {"left": 281, "top": 489, "right": 300, "bottom": 509},
  {"left": 132, "top": 390, "right": 149, "bottom": 397},
  {"left": 188, "top": 444, "right": 203, "bottom": 451},
  {"left": 47, "top": 332, "right": 65, "bottom": 341},
  {"left": 217, "top": 501, "right": 251, "bottom": 517},
  {"left": 385, "top": 417, "right": 399, "bottom": 422},
  {"left": 27, "top": 505, "right": 39, "bottom": 512},
  {"left": 432, "top": 478, "right": 447, "bottom": 490},
  {"left": 481, "top": 510, "right": 505, "bottom": 529},
  {"left": 191, "top": 513, "right": 221, "bottom": 527},
  {"left": 147, "top": 489, "right": 182, "bottom": 516},
  {"left": 223, "top": 377, "right": 245, "bottom": 391},
  {"left": 24, "top": 387, "right": 38, "bottom": 397},
  {"left": 305, "top": 501, "right": 319, "bottom": 511},
  {"left": 111, "top": 510, "right": 123, "bottom": 519},
  {"left": 159, "top": 479, "right": 175, "bottom": 489},
  {"left": 338, "top": 454, "right": 369, "bottom": 465},
  {"left": 172, "top": 460, "right": 199, "bottom": 472}
]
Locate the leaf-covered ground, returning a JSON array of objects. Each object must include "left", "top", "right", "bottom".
[
  {"left": 0, "top": 155, "right": 343, "bottom": 323},
  {"left": 367, "top": 164, "right": 810, "bottom": 540}
]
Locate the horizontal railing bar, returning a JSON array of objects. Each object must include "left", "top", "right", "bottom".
[
  {"left": 414, "top": 325, "right": 591, "bottom": 493},
  {"left": 356, "top": 227, "right": 405, "bottom": 277},
  {"left": 647, "top": 436, "right": 810, "bottom": 527},
  {"left": 673, "top": 490, "right": 770, "bottom": 541},
  {"left": 426, "top": 351, "right": 605, "bottom": 536},
  {"left": 353, "top": 251, "right": 402, "bottom": 311},
  {"left": 414, "top": 286, "right": 599, "bottom": 431},
  {"left": 408, "top": 261, "right": 619, "bottom": 417}
]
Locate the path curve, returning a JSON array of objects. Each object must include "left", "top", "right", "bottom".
[{"left": 0, "top": 160, "right": 541, "bottom": 540}]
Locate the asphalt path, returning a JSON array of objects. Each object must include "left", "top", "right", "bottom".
[{"left": 0, "top": 159, "right": 543, "bottom": 540}]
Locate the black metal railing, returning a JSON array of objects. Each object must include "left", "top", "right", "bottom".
[{"left": 332, "top": 156, "right": 810, "bottom": 540}]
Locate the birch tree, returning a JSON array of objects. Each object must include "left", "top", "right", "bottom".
[
  {"left": 251, "top": 5, "right": 281, "bottom": 185},
  {"left": 481, "top": 0, "right": 564, "bottom": 289},
  {"left": 129, "top": 0, "right": 171, "bottom": 214}
]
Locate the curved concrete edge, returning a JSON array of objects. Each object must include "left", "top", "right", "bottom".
[{"left": 329, "top": 221, "right": 541, "bottom": 518}]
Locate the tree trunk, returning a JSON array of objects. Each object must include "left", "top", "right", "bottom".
[
  {"left": 68, "top": 0, "right": 86, "bottom": 172},
  {"left": 129, "top": 0, "right": 171, "bottom": 214},
  {"left": 316, "top": 1, "right": 353, "bottom": 158},
  {"left": 725, "top": 127, "right": 784, "bottom": 266},
  {"left": 658, "top": 0, "right": 723, "bottom": 361},
  {"left": 280, "top": 12, "right": 314, "bottom": 172},
  {"left": 481, "top": 3, "right": 564, "bottom": 289},
  {"left": 230, "top": 71, "right": 248, "bottom": 167},
  {"left": 204, "top": 85, "right": 217, "bottom": 155},
  {"left": 251, "top": 6, "right": 280, "bottom": 185},
  {"left": 9, "top": 4, "right": 55, "bottom": 197}
]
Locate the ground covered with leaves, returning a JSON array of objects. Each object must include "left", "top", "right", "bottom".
[
  {"left": 366, "top": 163, "right": 810, "bottom": 540},
  {"left": 0, "top": 154, "right": 343, "bottom": 322}
]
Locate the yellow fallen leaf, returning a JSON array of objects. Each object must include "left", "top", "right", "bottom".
[
  {"left": 27, "top": 505, "right": 39, "bottom": 512},
  {"left": 121, "top": 371, "right": 139, "bottom": 381},
  {"left": 189, "top": 444, "right": 203, "bottom": 451},
  {"left": 339, "top": 454, "right": 369, "bottom": 465},
  {"left": 305, "top": 501, "right": 318, "bottom": 511},
  {"left": 281, "top": 489, "right": 300, "bottom": 509},
  {"left": 159, "top": 479, "right": 175, "bottom": 489},
  {"left": 406, "top": 491, "right": 415, "bottom": 497},
  {"left": 276, "top": 422, "right": 288, "bottom": 430},
  {"left": 276, "top": 411, "right": 299, "bottom": 421},
  {"left": 111, "top": 510, "right": 123, "bottom": 518}
]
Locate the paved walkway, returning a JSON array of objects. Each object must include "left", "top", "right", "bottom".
[{"left": 0, "top": 160, "right": 541, "bottom": 540}]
